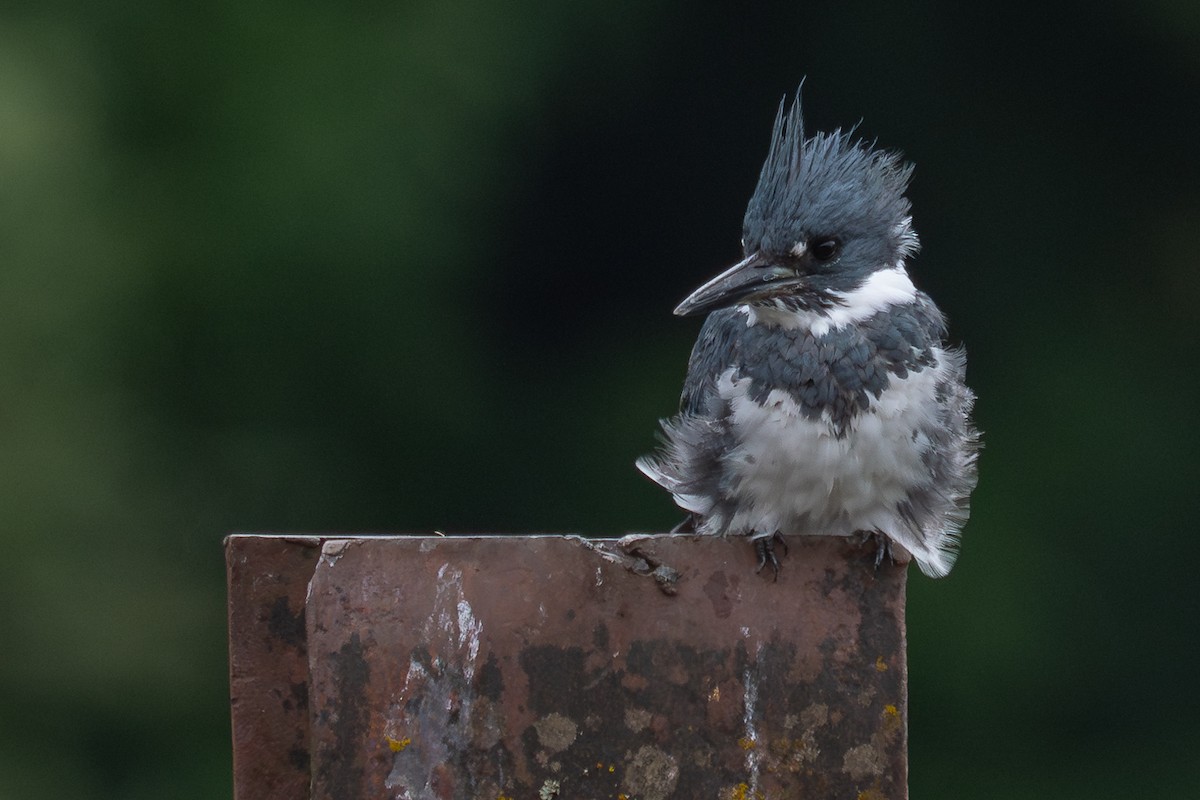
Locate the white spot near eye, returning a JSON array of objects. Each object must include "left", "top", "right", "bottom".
[{"left": 789, "top": 241, "right": 807, "bottom": 257}]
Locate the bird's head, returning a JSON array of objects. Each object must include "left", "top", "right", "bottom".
[{"left": 674, "top": 94, "right": 920, "bottom": 318}]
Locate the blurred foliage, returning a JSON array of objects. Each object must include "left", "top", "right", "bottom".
[{"left": 1, "top": 0, "right": 1198, "bottom": 797}]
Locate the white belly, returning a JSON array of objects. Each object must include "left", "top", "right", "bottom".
[{"left": 718, "top": 353, "right": 946, "bottom": 538}]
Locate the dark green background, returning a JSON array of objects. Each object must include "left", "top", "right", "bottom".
[{"left": 3, "top": 1, "right": 1196, "bottom": 797}]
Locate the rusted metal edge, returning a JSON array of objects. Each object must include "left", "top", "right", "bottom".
[{"left": 226, "top": 534, "right": 329, "bottom": 800}]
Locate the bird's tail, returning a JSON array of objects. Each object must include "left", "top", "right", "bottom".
[
  {"left": 910, "top": 539, "right": 959, "bottom": 578},
  {"left": 636, "top": 415, "right": 725, "bottom": 518},
  {"left": 635, "top": 453, "right": 677, "bottom": 491}
]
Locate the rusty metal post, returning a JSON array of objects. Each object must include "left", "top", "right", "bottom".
[
  {"left": 227, "top": 534, "right": 907, "bottom": 800},
  {"left": 226, "top": 535, "right": 325, "bottom": 800}
]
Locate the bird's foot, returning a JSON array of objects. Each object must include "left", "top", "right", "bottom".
[
  {"left": 753, "top": 532, "right": 788, "bottom": 581},
  {"left": 861, "top": 531, "right": 896, "bottom": 570}
]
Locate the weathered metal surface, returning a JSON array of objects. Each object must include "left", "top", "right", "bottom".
[
  {"left": 303, "top": 535, "right": 907, "bottom": 800},
  {"left": 226, "top": 534, "right": 330, "bottom": 800}
]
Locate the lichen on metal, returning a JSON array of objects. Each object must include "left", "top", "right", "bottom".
[{"left": 283, "top": 534, "right": 907, "bottom": 799}]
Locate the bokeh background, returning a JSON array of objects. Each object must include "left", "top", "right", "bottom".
[{"left": 3, "top": 1, "right": 1198, "bottom": 797}]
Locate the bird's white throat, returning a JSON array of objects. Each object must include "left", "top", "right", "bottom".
[{"left": 742, "top": 264, "right": 917, "bottom": 336}]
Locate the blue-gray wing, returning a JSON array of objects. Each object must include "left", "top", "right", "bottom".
[{"left": 680, "top": 308, "right": 743, "bottom": 415}]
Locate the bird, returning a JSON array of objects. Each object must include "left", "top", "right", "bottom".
[{"left": 636, "top": 92, "right": 979, "bottom": 579}]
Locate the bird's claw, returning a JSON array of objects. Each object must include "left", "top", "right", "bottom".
[
  {"left": 862, "top": 531, "right": 895, "bottom": 570},
  {"left": 753, "top": 532, "right": 788, "bottom": 581}
]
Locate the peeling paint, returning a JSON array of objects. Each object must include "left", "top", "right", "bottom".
[
  {"left": 319, "top": 538, "right": 351, "bottom": 567},
  {"left": 384, "top": 564, "right": 486, "bottom": 799},
  {"left": 457, "top": 599, "right": 482, "bottom": 682},
  {"left": 741, "top": 656, "right": 762, "bottom": 793}
]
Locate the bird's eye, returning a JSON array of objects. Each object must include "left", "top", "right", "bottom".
[{"left": 811, "top": 237, "right": 840, "bottom": 261}]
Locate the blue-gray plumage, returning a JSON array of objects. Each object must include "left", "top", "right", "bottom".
[{"left": 637, "top": 93, "right": 979, "bottom": 578}]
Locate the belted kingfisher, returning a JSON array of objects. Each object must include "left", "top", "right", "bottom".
[{"left": 637, "top": 93, "right": 979, "bottom": 578}]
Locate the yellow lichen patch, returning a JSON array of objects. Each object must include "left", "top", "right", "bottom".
[
  {"left": 724, "top": 783, "right": 766, "bottom": 800},
  {"left": 875, "top": 655, "right": 888, "bottom": 672},
  {"left": 496, "top": 795, "right": 513, "bottom": 800},
  {"left": 764, "top": 732, "right": 820, "bottom": 773},
  {"left": 386, "top": 736, "right": 411, "bottom": 752},
  {"left": 608, "top": 764, "right": 615, "bottom": 773},
  {"left": 882, "top": 703, "right": 901, "bottom": 732},
  {"left": 737, "top": 737, "right": 756, "bottom": 751},
  {"left": 857, "top": 790, "right": 886, "bottom": 800}
]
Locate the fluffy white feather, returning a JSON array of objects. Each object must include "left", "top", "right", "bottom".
[{"left": 710, "top": 353, "right": 957, "bottom": 578}]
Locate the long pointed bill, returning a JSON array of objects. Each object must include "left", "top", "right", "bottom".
[{"left": 673, "top": 252, "right": 801, "bottom": 317}]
